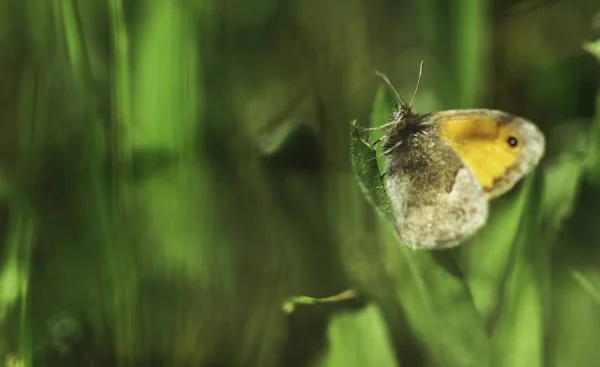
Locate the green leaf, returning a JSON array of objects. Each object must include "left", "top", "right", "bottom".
[
  {"left": 348, "top": 85, "right": 397, "bottom": 220},
  {"left": 349, "top": 123, "right": 392, "bottom": 220}
]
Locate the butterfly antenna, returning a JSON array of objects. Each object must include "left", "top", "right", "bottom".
[
  {"left": 408, "top": 60, "right": 424, "bottom": 108},
  {"left": 375, "top": 70, "right": 405, "bottom": 104}
]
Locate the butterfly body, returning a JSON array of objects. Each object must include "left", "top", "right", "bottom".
[{"left": 381, "top": 103, "right": 545, "bottom": 249}]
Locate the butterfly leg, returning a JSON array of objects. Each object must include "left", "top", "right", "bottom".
[
  {"left": 371, "top": 136, "right": 384, "bottom": 148},
  {"left": 353, "top": 128, "right": 378, "bottom": 154},
  {"left": 356, "top": 121, "right": 397, "bottom": 132},
  {"left": 349, "top": 118, "right": 396, "bottom": 132},
  {"left": 381, "top": 140, "right": 402, "bottom": 155}
]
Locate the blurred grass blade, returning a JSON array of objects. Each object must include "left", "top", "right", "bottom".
[
  {"left": 377, "top": 230, "right": 491, "bottom": 367},
  {"left": 56, "top": 0, "right": 87, "bottom": 87},
  {"left": 583, "top": 37, "right": 600, "bottom": 185},
  {"left": 541, "top": 121, "right": 592, "bottom": 232},
  {"left": 583, "top": 37, "right": 600, "bottom": 64},
  {"left": 459, "top": 195, "right": 525, "bottom": 318},
  {"left": 107, "top": 0, "right": 138, "bottom": 361},
  {"left": 318, "top": 304, "right": 399, "bottom": 367},
  {"left": 461, "top": 161, "right": 550, "bottom": 320},
  {"left": 491, "top": 172, "right": 547, "bottom": 367},
  {"left": 571, "top": 271, "right": 600, "bottom": 306},
  {"left": 455, "top": 0, "right": 489, "bottom": 108}
]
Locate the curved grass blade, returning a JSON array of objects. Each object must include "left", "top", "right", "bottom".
[
  {"left": 350, "top": 84, "right": 491, "bottom": 366},
  {"left": 490, "top": 171, "right": 547, "bottom": 367}
]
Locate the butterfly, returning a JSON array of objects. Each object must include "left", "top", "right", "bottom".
[{"left": 363, "top": 62, "right": 545, "bottom": 249}]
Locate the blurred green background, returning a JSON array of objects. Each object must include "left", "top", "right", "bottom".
[{"left": 0, "top": 0, "right": 600, "bottom": 366}]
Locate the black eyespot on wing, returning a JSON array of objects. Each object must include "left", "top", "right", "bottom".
[{"left": 507, "top": 136, "right": 518, "bottom": 148}]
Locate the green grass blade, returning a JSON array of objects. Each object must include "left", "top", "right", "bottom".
[
  {"left": 318, "top": 304, "right": 399, "bottom": 367},
  {"left": 349, "top": 86, "right": 490, "bottom": 367},
  {"left": 459, "top": 174, "right": 537, "bottom": 320},
  {"left": 491, "top": 172, "right": 547, "bottom": 367}
]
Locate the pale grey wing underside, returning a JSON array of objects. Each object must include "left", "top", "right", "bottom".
[{"left": 384, "top": 134, "right": 489, "bottom": 249}]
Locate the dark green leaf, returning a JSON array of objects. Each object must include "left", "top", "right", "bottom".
[{"left": 349, "top": 122, "right": 393, "bottom": 220}]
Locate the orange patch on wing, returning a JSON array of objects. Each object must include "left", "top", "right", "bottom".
[{"left": 437, "top": 113, "right": 522, "bottom": 192}]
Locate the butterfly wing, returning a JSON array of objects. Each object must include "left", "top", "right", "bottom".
[
  {"left": 435, "top": 109, "right": 545, "bottom": 199},
  {"left": 384, "top": 124, "right": 488, "bottom": 249}
]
